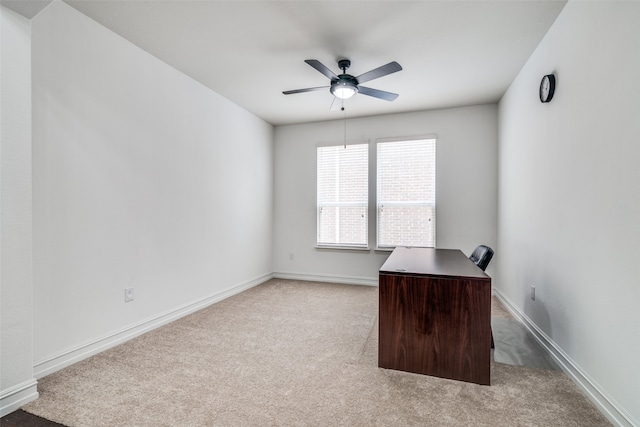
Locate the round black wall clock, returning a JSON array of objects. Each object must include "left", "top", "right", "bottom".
[{"left": 539, "top": 74, "right": 556, "bottom": 103}]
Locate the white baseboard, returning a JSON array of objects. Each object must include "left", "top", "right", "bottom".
[
  {"left": 493, "top": 289, "right": 638, "bottom": 427},
  {"left": 274, "top": 271, "right": 378, "bottom": 286},
  {"left": 33, "top": 273, "right": 273, "bottom": 379},
  {"left": 0, "top": 379, "right": 39, "bottom": 417}
]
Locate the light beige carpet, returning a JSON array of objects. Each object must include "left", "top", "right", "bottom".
[{"left": 24, "top": 279, "right": 609, "bottom": 426}]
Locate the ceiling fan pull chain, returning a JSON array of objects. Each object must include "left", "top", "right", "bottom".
[{"left": 344, "top": 106, "right": 347, "bottom": 149}]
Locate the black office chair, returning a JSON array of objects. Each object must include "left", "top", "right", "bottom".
[
  {"left": 469, "top": 244, "right": 495, "bottom": 348},
  {"left": 469, "top": 245, "right": 494, "bottom": 271}
]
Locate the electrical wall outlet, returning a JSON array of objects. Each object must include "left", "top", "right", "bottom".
[
  {"left": 530, "top": 285, "right": 535, "bottom": 301},
  {"left": 125, "top": 287, "right": 134, "bottom": 302}
]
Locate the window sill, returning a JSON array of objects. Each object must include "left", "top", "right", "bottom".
[{"left": 315, "top": 245, "right": 371, "bottom": 253}]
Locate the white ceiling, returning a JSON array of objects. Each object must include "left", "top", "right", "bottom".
[{"left": 5, "top": 0, "right": 566, "bottom": 126}]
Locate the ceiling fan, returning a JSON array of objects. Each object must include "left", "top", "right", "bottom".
[{"left": 283, "top": 59, "right": 402, "bottom": 105}]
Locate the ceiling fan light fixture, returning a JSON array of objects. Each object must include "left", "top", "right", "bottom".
[{"left": 331, "top": 79, "right": 358, "bottom": 99}]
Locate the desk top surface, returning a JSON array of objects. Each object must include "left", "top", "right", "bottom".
[{"left": 380, "top": 247, "right": 490, "bottom": 279}]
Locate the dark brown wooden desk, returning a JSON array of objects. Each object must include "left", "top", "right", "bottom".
[{"left": 378, "top": 247, "right": 492, "bottom": 385}]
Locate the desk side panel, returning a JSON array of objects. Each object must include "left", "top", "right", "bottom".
[{"left": 378, "top": 273, "right": 491, "bottom": 385}]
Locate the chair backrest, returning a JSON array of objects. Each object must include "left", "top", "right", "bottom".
[{"left": 469, "top": 245, "right": 494, "bottom": 271}]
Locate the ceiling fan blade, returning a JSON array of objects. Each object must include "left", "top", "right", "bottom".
[
  {"left": 356, "top": 61, "right": 402, "bottom": 84},
  {"left": 283, "top": 86, "right": 329, "bottom": 95},
  {"left": 357, "top": 86, "right": 399, "bottom": 101},
  {"left": 305, "top": 59, "right": 338, "bottom": 80}
]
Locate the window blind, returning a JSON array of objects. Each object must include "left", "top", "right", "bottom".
[
  {"left": 317, "top": 143, "right": 368, "bottom": 247},
  {"left": 377, "top": 138, "right": 436, "bottom": 248}
]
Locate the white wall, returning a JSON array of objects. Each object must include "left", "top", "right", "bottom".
[
  {"left": 30, "top": 2, "right": 274, "bottom": 374},
  {"left": 274, "top": 105, "right": 498, "bottom": 284},
  {"left": 0, "top": 5, "right": 38, "bottom": 415},
  {"left": 497, "top": 1, "right": 640, "bottom": 425}
]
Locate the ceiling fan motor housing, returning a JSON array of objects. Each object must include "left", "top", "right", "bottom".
[
  {"left": 332, "top": 59, "right": 358, "bottom": 98},
  {"left": 331, "top": 74, "right": 359, "bottom": 98}
]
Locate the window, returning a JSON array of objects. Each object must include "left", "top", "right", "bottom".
[
  {"left": 317, "top": 143, "right": 368, "bottom": 247},
  {"left": 377, "top": 138, "right": 436, "bottom": 248}
]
